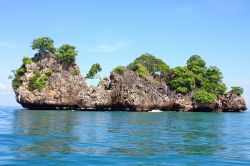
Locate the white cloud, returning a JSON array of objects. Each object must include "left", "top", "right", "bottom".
[
  {"left": 87, "top": 41, "right": 132, "bottom": 53},
  {"left": 0, "top": 42, "right": 15, "bottom": 48}
]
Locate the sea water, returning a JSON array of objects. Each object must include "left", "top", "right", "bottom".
[{"left": 0, "top": 106, "right": 250, "bottom": 165}]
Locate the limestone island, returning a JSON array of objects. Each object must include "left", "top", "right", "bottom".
[{"left": 11, "top": 37, "right": 247, "bottom": 112}]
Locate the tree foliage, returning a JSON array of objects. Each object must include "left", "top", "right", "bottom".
[
  {"left": 85, "top": 63, "right": 102, "bottom": 79},
  {"left": 44, "top": 68, "right": 52, "bottom": 77},
  {"left": 127, "top": 53, "right": 170, "bottom": 78},
  {"left": 169, "top": 66, "right": 195, "bottom": 94},
  {"left": 187, "top": 55, "right": 206, "bottom": 86},
  {"left": 31, "top": 37, "right": 56, "bottom": 54},
  {"left": 231, "top": 86, "right": 244, "bottom": 96},
  {"left": 23, "top": 57, "right": 32, "bottom": 65},
  {"left": 201, "top": 66, "right": 227, "bottom": 95},
  {"left": 204, "top": 66, "right": 223, "bottom": 83},
  {"left": 11, "top": 64, "right": 26, "bottom": 89},
  {"left": 193, "top": 90, "right": 217, "bottom": 104},
  {"left": 12, "top": 67, "right": 24, "bottom": 89},
  {"left": 56, "top": 44, "right": 78, "bottom": 65}
]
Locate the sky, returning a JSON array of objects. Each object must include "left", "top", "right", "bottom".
[{"left": 0, "top": 0, "right": 249, "bottom": 107}]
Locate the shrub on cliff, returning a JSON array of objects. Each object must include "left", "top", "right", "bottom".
[
  {"left": 85, "top": 63, "right": 102, "bottom": 80},
  {"left": 11, "top": 69, "right": 24, "bottom": 89},
  {"left": 129, "top": 63, "right": 150, "bottom": 78},
  {"left": 127, "top": 53, "right": 170, "bottom": 78},
  {"left": 31, "top": 37, "right": 56, "bottom": 54},
  {"left": 44, "top": 68, "right": 52, "bottom": 77},
  {"left": 28, "top": 70, "right": 50, "bottom": 91},
  {"left": 193, "top": 90, "right": 217, "bottom": 104},
  {"left": 231, "top": 86, "right": 244, "bottom": 96},
  {"left": 56, "top": 44, "right": 78, "bottom": 65},
  {"left": 11, "top": 64, "right": 26, "bottom": 89},
  {"left": 169, "top": 66, "right": 195, "bottom": 94},
  {"left": 187, "top": 55, "right": 206, "bottom": 86},
  {"left": 23, "top": 57, "right": 32, "bottom": 65},
  {"left": 113, "top": 66, "right": 126, "bottom": 74}
]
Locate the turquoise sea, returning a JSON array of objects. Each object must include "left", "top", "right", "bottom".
[{"left": 0, "top": 107, "right": 250, "bottom": 165}]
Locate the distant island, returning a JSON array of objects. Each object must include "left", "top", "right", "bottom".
[{"left": 11, "top": 37, "right": 247, "bottom": 112}]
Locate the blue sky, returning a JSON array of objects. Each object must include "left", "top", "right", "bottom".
[{"left": 0, "top": 0, "right": 249, "bottom": 107}]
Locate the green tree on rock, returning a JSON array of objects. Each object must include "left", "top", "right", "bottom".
[
  {"left": 169, "top": 66, "right": 195, "bottom": 94},
  {"left": 31, "top": 37, "right": 56, "bottom": 54},
  {"left": 56, "top": 44, "right": 78, "bottom": 65},
  {"left": 201, "top": 66, "right": 227, "bottom": 95},
  {"left": 85, "top": 63, "right": 102, "bottom": 80},
  {"left": 193, "top": 90, "right": 217, "bottom": 104},
  {"left": 127, "top": 53, "right": 170, "bottom": 79},
  {"left": 187, "top": 55, "right": 207, "bottom": 87}
]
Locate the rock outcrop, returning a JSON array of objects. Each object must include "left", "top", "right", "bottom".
[
  {"left": 15, "top": 53, "right": 86, "bottom": 109},
  {"left": 109, "top": 70, "right": 174, "bottom": 111},
  {"left": 77, "top": 77, "right": 112, "bottom": 109},
  {"left": 14, "top": 55, "right": 247, "bottom": 112}
]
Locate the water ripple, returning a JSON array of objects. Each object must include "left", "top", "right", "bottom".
[{"left": 0, "top": 108, "right": 250, "bottom": 165}]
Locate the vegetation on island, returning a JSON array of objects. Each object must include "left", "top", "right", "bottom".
[
  {"left": 85, "top": 63, "right": 102, "bottom": 80},
  {"left": 113, "top": 66, "right": 126, "bottom": 75},
  {"left": 31, "top": 37, "right": 78, "bottom": 65},
  {"left": 128, "top": 63, "right": 150, "bottom": 78},
  {"left": 11, "top": 37, "right": 244, "bottom": 104},
  {"left": 127, "top": 53, "right": 170, "bottom": 79},
  {"left": 230, "top": 86, "right": 244, "bottom": 96},
  {"left": 28, "top": 69, "right": 52, "bottom": 91},
  {"left": 192, "top": 90, "right": 216, "bottom": 104},
  {"left": 169, "top": 66, "right": 195, "bottom": 94},
  {"left": 23, "top": 57, "right": 32, "bottom": 65},
  {"left": 123, "top": 54, "right": 243, "bottom": 104},
  {"left": 31, "top": 37, "right": 56, "bottom": 54},
  {"left": 56, "top": 44, "right": 78, "bottom": 65},
  {"left": 12, "top": 37, "right": 78, "bottom": 91},
  {"left": 11, "top": 56, "right": 33, "bottom": 89}
]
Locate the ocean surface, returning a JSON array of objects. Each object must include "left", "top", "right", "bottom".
[{"left": 0, "top": 107, "right": 250, "bottom": 165}]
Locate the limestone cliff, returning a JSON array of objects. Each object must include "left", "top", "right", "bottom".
[
  {"left": 14, "top": 53, "right": 86, "bottom": 109},
  {"left": 14, "top": 54, "right": 247, "bottom": 112}
]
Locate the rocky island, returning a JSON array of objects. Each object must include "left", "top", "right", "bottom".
[{"left": 12, "top": 37, "right": 247, "bottom": 112}]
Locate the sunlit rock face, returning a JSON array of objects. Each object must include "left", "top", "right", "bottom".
[
  {"left": 14, "top": 55, "right": 247, "bottom": 112},
  {"left": 15, "top": 53, "right": 87, "bottom": 109},
  {"left": 109, "top": 70, "right": 175, "bottom": 111}
]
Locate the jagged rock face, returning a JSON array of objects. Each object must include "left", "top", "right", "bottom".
[
  {"left": 14, "top": 56, "right": 247, "bottom": 112},
  {"left": 15, "top": 54, "right": 87, "bottom": 109},
  {"left": 188, "top": 93, "right": 247, "bottom": 112},
  {"left": 109, "top": 70, "right": 174, "bottom": 111},
  {"left": 171, "top": 92, "right": 195, "bottom": 111},
  {"left": 77, "top": 77, "right": 112, "bottom": 109},
  {"left": 219, "top": 93, "right": 247, "bottom": 112}
]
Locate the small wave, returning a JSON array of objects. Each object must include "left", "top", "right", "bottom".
[{"left": 149, "top": 109, "right": 163, "bottom": 112}]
